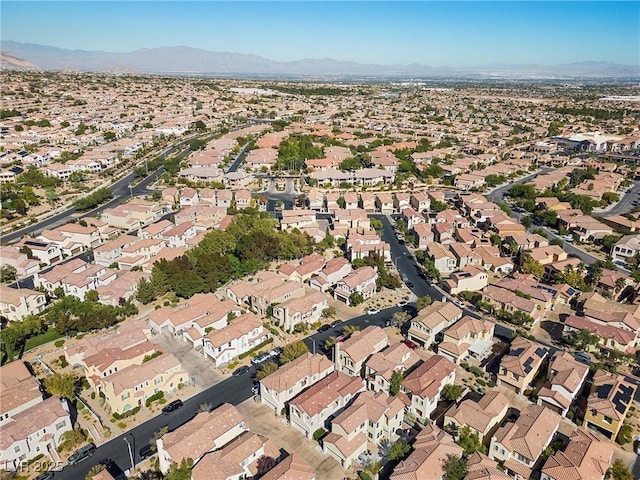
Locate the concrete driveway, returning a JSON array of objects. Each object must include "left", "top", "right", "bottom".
[
  {"left": 237, "top": 399, "right": 353, "bottom": 480},
  {"left": 155, "top": 333, "right": 223, "bottom": 389}
]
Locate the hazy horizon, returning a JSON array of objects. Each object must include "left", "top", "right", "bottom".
[{"left": 2, "top": 1, "right": 639, "bottom": 68}]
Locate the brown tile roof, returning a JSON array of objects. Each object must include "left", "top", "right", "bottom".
[
  {"left": 0, "top": 361, "right": 42, "bottom": 414},
  {"left": 445, "top": 391, "right": 509, "bottom": 434},
  {"left": 402, "top": 354, "right": 455, "bottom": 399},
  {"left": 0, "top": 396, "right": 69, "bottom": 449},
  {"left": 259, "top": 453, "right": 316, "bottom": 480},
  {"left": 260, "top": 353, "right": 334, "bottom": 393},
  {"left": 339, "top": 326, "right": 388, "bottom": 364},
  {"left": 500, "top": 337, "right": 548, "bottom": 377},
  {"left": 588, "top": 370, "right": 637, "bottom": 421},
  {"left": 289, "top": 371, "right": 364, "bottom": 417}
]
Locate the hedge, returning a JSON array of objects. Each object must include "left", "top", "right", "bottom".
[
  {"left": 145, "top": 391, "right": 164, "bottom": 407},
  {"left": 113, "top": 406, "right": 140, "bottom": 420},
  {"left": 238, "top": 338, "right": 274, "bottom": 360}
]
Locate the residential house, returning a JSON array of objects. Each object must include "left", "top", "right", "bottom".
[
  {"left": 0, "top": 361, "right": 72, "bottom": 470},
  {"left": 94, "top": 353, "right": 188, "bottom": 415},
  {"left": 260, "top": 453, "right": 316, "bottom": 480},
  {"left": 0, "top": 286, "right": 47, "bottom": 321},
  {"left": 390, "top": 424, "right": 463, "bottom": 480},
  {"left": 612, "top": 235, "right": 640, "bottom": 265},
  {"left": 375, "top": 193, "right": 394, "bottom": 214},
  {"left": 157, "top": 403, "right": 247, "bottom": 474},
  {"left": 443, "top": 265, "right": 489, "bottom": 295},
  {"left": 537, "top": 351, "right": 589, "bottom": 416},
  {"left": 438, "top": 316, "right": 495, "bottom": 365},
  {"left": 335, "top": 326, "right": 389, "bottom": 377},
  {"left": 271, "top": 290, "right": 328, "bottom": 332},
  {"left": 363, "top": 342, "right": 420, "bottom": 394},
  {"left": 427, "top": 243, "right": 457, "bottom": 275},
  {"left": 191, "top": 431, "right": 280, "bottom": 480},
  {"left": 323, "top": 390, "right": 405, "bottom": 468},
  {"left": 412, "top": 223, "right": 434, "bottom": 249},
  {"left": 260, "top": 353, "right": 335, "bottom": 415},
  {"left": 334, "top": 266, "right": 378, "bottom": 305},
  {"left": 540, "top": 429, "right": 613, "bottom": 480},
  {"left": 584, "top": 370, "right": 637, "bottom": 440},
  {"left": 444, "top": 391, "right": 510, "bottom": 443},
  {"left": 489, "top": 404, "right": 561, "bottom": 480},
  {"left": 497, "top": 337, "right": 549, "bottom": 395},
  {"left": 309, "top": 257, "right": 352, "bottom": 292},
  {"left": 288, "top": 371, "right": 365, "bottom": 439},
  {"left": 402, "top": 354, "right": 456, "bottom": 421},
  {"left": 410, "top": 192, "right": 431, "bottom": 212},
  {"left": 204, "top": 313, "right": 270, "bottom": 368},
  {"left": 278, "top": 254, "right": 326, "bottom": 283},
  {"left": 407, "top": 301, "right": 463, "bottom": 348}
]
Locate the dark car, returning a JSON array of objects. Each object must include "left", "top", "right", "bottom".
[
  {"left": 67, "top": 443, "right": 96, "bottom": 465},
  {"left": 138, "top": 444, "right": 155, "bottom": 459},
  {"left": 161, "top": 399, "right": 183, "bottom": 415},
  {"left": 232, "top": 366, "right": 250, "bottom": 376},
  {"left": 317, "top": 324, "right": 331, "bottom": 332},
  {"left": 330, "top": 319, "right": 342, "bottom": 328},
  {"left": 34, "top": 473, "right": 55, "bottom": 480},
  {"left": 406, "top": 282, "right": 414, "bottom": 289}
]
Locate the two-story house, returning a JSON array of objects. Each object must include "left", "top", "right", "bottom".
[
  {"left": 363, "top": 343, "right": 420, "bottom": 394},
  {"left": 288, "top": 371, "right": 365, "bottom": 439},
  {"left": 0, "top": 285, "right": 47, "bottom": 321},
  {"left": 444, "top": 391, "right": 509, "bottom": 443},
  {"left": 323, "top": 390, "right": 405, "bottom": 468},
  {"left": 584, "top": 370, "right": 637, "bottom": 440},
  {"left": 497, "top": 337, "right": 549, "bottom": 395},
  {"left": 402, "top": 354, "right": 456, "bottom": 421},
  {"left": 540, "top": 429, "right": 613, "bottom": 480},
  {"left": 334, "top": 326, "right": 389, "bottom": 377},
  {"left": 489, "top": 404, "right": 560, "bottom": 480},
  {"left": 407, "top": 301, "right": 463, "bottom": 349},
  {"left": 537, "top": 351, "right": 589, "bottom": 416},
  {"left": 204, "top": 313, "right": 270, "bottom": 368},
  {"left": 334, "top": 266, "right": 378, "bottom": 305},
  {"left": 437, "top": 316, "right": 495, "bottom": 365},
  {"left": 309, "top": 257, "right": 353, "bottom": 292},
  {"left": 270, "top": 290, "right": 328, "bottom": 332},
  {"left": 260, "top": 353, "right": 335, "bottom": 415}
]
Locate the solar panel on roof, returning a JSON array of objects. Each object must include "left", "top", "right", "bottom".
[
  {"left": 535, "top": 347, "right": 547, "bottom": 358},
  {"left": 613, "top": 385, "right": 634, "bottom": 414},
  {"left": 523, "top": 357, "right": 534, "bottom": 374},
  {"left": 596, "top": 384, "right": 613, "bottom": 399},
  {"left": 511, "top": 347, "right": 524, "bottom": 357}
]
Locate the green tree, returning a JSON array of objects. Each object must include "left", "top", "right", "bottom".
[
  {"left": 415, "top": 295, "right": 433, "bottom": 311},
  {"left": 520, "top": 254, "right": 544, "bottom": 278},
  {"left": 520, "top": 216, "right": 532, "bottom": 229},
  {"left": 85, "top": 463, "right": 106, "bottom": 479},
  {"left": 391, "top": 311, "right": 411, "bottom": 329},
  {"left": 59, "top": 427, "right": 88, "bottom": 451},
  {"left": 574, "top": 329, "right": 600, "bottom": 351},
  {"left": 456, "top": 425, "right": 487, "bottom": 455},
  {"left": 43, "top": 372, "right": 79, "bottom": 399},
  {"left": 136, "top": 278, "right": 157, "bottom": 304},
  {"left": 608, "top": 459, "right": 633, "bottom": 480},
  {"left": 321, "top": 306, "right": 337, "bottom": 319},
  {"left": 443, "top": 454, "right": 468, "bottom": 480},
  {"left": 165, "top": 458, "right": 194, "bottom": 480},
  {"left": 349, "top": 292, "right": 364, "bottom": 306},
  {"left": 441, "top": 384, "right": 464, "bottom": 402},
  {"left": 255, "top": 361, "right": 278, "bottom": 380},
  {"left": 323, "top": 336, "right": 338, "bottom": 351},
  {"left": 342, "top": 325, "right": 361, "bottom": 339},
  {"left": 616, "top": 425, "right": 633, "bottom": 445},
  {"left": 386, "top": 440, "right": 410, "bottom": 461},
  {"left": 279, "top": 341, "right": 309, "bottom": 364},
  {"left": 0, "top": 265, "right": 17, "bottom": 283},
  {"left": 389, "top": 370, "right": 404, "bottom": 396}
]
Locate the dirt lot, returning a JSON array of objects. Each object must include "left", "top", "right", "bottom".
[{"left": 236, "top": 399, "right": 355, "bottom": 480}]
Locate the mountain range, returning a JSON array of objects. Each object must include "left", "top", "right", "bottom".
[{"left": 1, "top": 40, "right": 638, "bottom": 79}]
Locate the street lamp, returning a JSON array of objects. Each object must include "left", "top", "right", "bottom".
[{"left": 123, "top": 434, "right": 134, "bottom": 474}]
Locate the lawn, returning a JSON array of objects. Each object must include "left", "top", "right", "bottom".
[{"left": 24, "top": 329, "right": 63, "bottom": 352}]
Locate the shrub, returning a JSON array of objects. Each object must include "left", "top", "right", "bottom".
[
  {"left": 145, "top": 391, "right": 164, "bottom": 408},
  {"left": 58, "top": 355, "right": 68, "bottom": 368},
  {"left": 476, "top": 378, "right": 486, "bottom": 386},
  {"left": 117, "top": 422, "right": 126, "bottom": 429},
  {"left": 487, "top": 380, "right": 496, "bottom": 388},
  {"left": 54, "top": 339, "right": 65, "bottom": 348},
  {"left": 313, "top": 428, "right": 327, "bottom": 443},
  {"left": 238, "top": 338, "right": 274, "bottom": 360},
  {"left": 468, "top": 366, "right": 484, "bottom": 377},
  {"left": 358, "top": 472, "right": 372, "bottom": 480},
  {"left": 112, "top": 406, "right": 140, "bottom": 420}
]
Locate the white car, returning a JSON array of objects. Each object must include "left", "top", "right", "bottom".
[
  {"left": 367, "top": 308, "right": 380, "bottom": 315},
  {"left": 453, "top": 300, "right": 465, "bottom": 309}
]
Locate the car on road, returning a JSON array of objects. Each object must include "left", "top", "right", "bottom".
[
  {"left": 162, "top": 399, "right": 183, "bottom": 415},
  {"left": 453, "top": 300, "right": 465, "bottom": 309},
  {"left": 251, "top": 352, "right": 271, "bottom": 365},
  {"left": 317, "top": 324, "right": 332, "bottom": 332},
  {"left": 34, "top": 473, "right": 55, "bottom": 480},
  {"left": 405, "top": 282, "right": 414, "bottom": 289},
  {"left": 330, "top": 319, "right": 343, "bottom": 328},
  {"left": 397, "top": 300, "right": 408, "bottom": 307},
  {"left": 402, "top": 339, "right": 419, "bottom": 350},
  {"left": 367, "top": 308, "right": 380, "bottom": 315},
  {"left": 251, "top": 384, "right": 260, "bottom": 395},
  {"left": 232, "top": 366, "right": 250, "bottom": 376},
  {"left": 68, "top": 443, "right": 97, "bottom": 465},
  {"left": 574, "top": 352, "right": 592, "bottom": 365},
  {"left": 138, "top": 444, "right": 155, "bottom": 459}
]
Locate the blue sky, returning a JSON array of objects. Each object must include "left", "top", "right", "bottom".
[{"left": 2, "top": 1, "right": 638, "bottom": 66}]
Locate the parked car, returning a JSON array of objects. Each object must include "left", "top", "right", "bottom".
[
  {"left": 232, "top": 366, "right": 250, "bottom": 377},
  {"left": 67, "top": 443, "right": 96, "bottom": 465},
  {"left": 251, "top": 384, "right": 259, "bottom": 395},
  {"left": 453, "top": 300, "right": 465, "bottom": 309},
  {"left": 268, "top": 346, "right": 283, "bottom": 358},
  {"left": 251, "top": 352, "right": 271, "bottom": 365},
  {"left": 138, "top": 444, "right": 155, "bottom": 459},
  {"left": 574, "top": 352, "right": 592, "bottom": 365},
  {"left": 406, "top": 282, "right": 414, "bottom": 289},
  {"left": 161, "top": 399, "right": 183, "bottom": 415},
  {"left": 317, "top": 324, "right": 331, "bottom": 332},
  {"left": 402, "top": 339, "right": 419, "bottom": 350},
  {"left": 330, "top": 319, "right": 343, "bottom": 328},
  {"left": 367, "top": 308, "right": 380, "bottom": 315}
]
